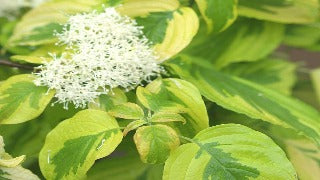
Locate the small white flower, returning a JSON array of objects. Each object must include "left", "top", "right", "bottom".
[
  {"left": 0, "top": 0, "right": 48, "bottom": 19},
  {"left": 35, "top": 8, "right": 161, "bottom": 109}
]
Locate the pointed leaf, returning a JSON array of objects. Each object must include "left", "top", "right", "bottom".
[
  {"left": 167, "top": 55, "right": 320, "bottom": 146},
  {"left": 195, "top": 0, "right": 238, "bottom": 33},
  {"left": 134, "top": 125, "right": 180, "bottom": 164},
  {"left": 88, "top": 88, "right": 127, "bottom": 111},
  {"left": 0, "top": 74, "right": 54, "bottom": 124},
  {"left": 87, "top": 136, "right": 163, "bottom": 180},
  {"left": 222, "top": 58, "right": 297, "bottom": 95},
  {"left": 151, "top": 112, "right": 186, "bottom": 124},
  {"left": 0, "top": 136, "right": 40, "bottom": 180},
  {"left": 137, "top": 78, "right": 209, "bottom": 137},
  {"left": 109, "top": 102, "right": 144, "bottom": 120},
  {"left": 123, "top": 120, "right": 147, "bottom": 136},
  {"left": 311, "top": 68, "right": 320, "bottom": 104},
  {"left": 8, "top": 0, "right": 105, "bottom": 47},
  {"left": 163, "top": 124, "right": 297, "bottom": 179},
  {"left": 184, "top": 18, "right": 284, "bottom": 68},
  {"left": 39, "top": 110, "right": 123, "bottom": 180},
  {"left": 116, "top": 0, "right": 180, "bottom": 17},
  {"left": 152, "top": 7, "right": 199, "bottom": 61},
  {"left": 238, "top": 0, "right": 319, "bottom": 24},
  {"left": 0, "top": 156, "right": 25, "bottom": 168},
  {"left": 285, "top": 139, "right": 320, "bottom": 180}
]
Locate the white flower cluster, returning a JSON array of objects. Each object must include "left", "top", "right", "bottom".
[
  {"left": 0, "top": 0, "right": 48, "bottom": 19},
  {"left": 34, "top": 8, "right": 161, "bottom": 109}
]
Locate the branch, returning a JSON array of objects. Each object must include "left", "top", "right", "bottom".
[{"left": 0, "top": 59, "right": 35, "bottom": 70}]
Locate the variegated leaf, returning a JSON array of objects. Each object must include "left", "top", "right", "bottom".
[
  {"left": 134, "top": 125, "right": 180, "bottom": 164},
  {"left": 136, "top": 78, "right": 209, "bottom": 137},
  {"left": 163, "top": 124, "right": 297, "bottom": 179},
  {"left": 0, "top": 74, "right": 54, "bottom": 124},
  {"left": 166, "top": 55, "right": 320, "bottom": 146},
  {"left": 39, "top": 109, "right": 123, "bottom": 180},
  {"left": 195, "top": 0, "right": 238, "bottom": 33}
]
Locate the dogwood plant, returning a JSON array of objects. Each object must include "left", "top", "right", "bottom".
[
  {"left": 0, "top": 0, "right": 320, "bottom": 180},
  {"left": 34, "top": 8, "right": 161, "bottom": 109}
]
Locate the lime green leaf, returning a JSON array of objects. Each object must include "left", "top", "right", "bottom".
[
  {"left": 116, "top": 0, "right": 180, "bottom": 17},
  {"left": 10, "top": 55, "right": 48, "bottom": 64},
  {"left": 0, "top": 136, "right": 40, "bottom": 180},
  {"left": 8, "top": 0, "right": 105, "bottom": 47},
  {"left": 163, "top": 124, "right": 297, "bottom": 179},
  {"left": 284, "top": 24, "right": 320, "bottom": 50},
  {"left": 0, "top": 74, "right": 54, "bottom": 124},
  {"left": 0, "top": 101, "right": 80, "bottom": 168},
  {"left": 238, "top": 0, "right": 319, "bottom": 24},
  {"left": 134, "top": 125, "right": 180, "bottom": 164},
  {"left": 222, "top": 58, "right": 297, "bottom": 95},
  {"left": 123, "top": 120, "right": 147, "bottom": 136},
  {"left": 311, "top": 68, "right": 320, "bottom": 104},
  {"left": 195, "top": 0, "right": 238, "bottom": 33},
  {"left": 133, "top": 7, "right": 199, "bottom": 61},
  {"left": 88, "top": 88, "right": 127, "bottom": 111},
  {"left": 153, "top": 7, "right": 199, "bottom": 61},
  {"left": 87, "top": 136, "right": 163, "bottom": 180},
  {"left": 0, "top": 156, "right": 25, "bottom": 168},
  {"left": 137, "top": 87, "right": 188, "bottom": 114},
  {"left": 10, "top": 44, "right": 66, "bottom": 64},
  {"left": 151, "top": 112, "right": 186, "bottom": 124},
  {"left": 285, "top": 139, "right": 320, "bottom": 180},
  {"left": 39, "top": 109, "right": 123, "bottom": 180},
  {"left": 166, "top": 55, "right": 320, "bottom": 146},
  {"left": 137, "top": 78, "right": 209, "bottom": 137},
  {"left": 136, "top": 11, "right": 174, "bottom": 44},
  {"left": 0, "top": 137, "right": 25, "bottom": 168},
  {"left": 0, "top": 166, "right": 40, "bottom": 180},
  {"left": 184, "top": 18, "right": 284, "bottom": 68},
  {"left": 109, "top": 102, "right": 144, "bottom": 120}
]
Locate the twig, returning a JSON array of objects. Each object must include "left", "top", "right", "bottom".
[{"left": 0, "top": 59, "right": 34, "bottom": 70}]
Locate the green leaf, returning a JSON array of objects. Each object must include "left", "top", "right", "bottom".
[
  {"left": 123, "top": 120, "right": 147, "bottom": 136},
  {"left": 118, "top": 1, "right": 195, "bottom": 61},
  {"left": 0, "top": 166, "right": 40, "bottom": 180},
  {"left": 0, "top": 136, "right": 40, "bottom": 180},
  {"left": 238, "top": 0, "right": 319, "bottom": 24},
  {"left": 136, "top": 11, "right": 174, "bottom": 44},
  {"left": 166, "top": 55, "right": 320, "bottom": 146},
  {"left": 116, "top": 0, "right": 180, "bottom": 17},
  {"left": 285, "top": 139, "right": 320, "bottom": 180},
  {"left": 10, "top": 44, "right": 66, "bottom": 64},
  {"left": 0, "top": 102, "right": 80, "bottom": 168},
  {"left": 184, "top": 18, "right": 284, "bottom": 68},
  {"left": 195, "top": 0, "right": 238, "bottom": 33},
  {"left": 136, "top": 78, "right": 209, "bottom": 137},
  {"left": 134, "top": 125, "right": 180, "bottom": 164},
  {"left": 88, "top": 88, "right": 127, "bottom": 111},
  {"left": 0, "top": 74, "right": 54, "bottom": 124},
  {"left": 39, "top": 109, "right": 123, "bottom": 180},
  {"left": 134, "top": 7, "right": 199, "bottom": 61},
  {"left": 151, "top": 112, "right": 186, "bottom": 124},
  {"left": 87, "top": 136, "right": 163, "bottom": 180},
  {"left": 163, "top": 124, "right": 297, "bottom": 179},
  {"left": 8, "top": 0, "right": 106, "bottom": 47},
  {"left": 284, "top": 24, "right": 320, "bottom": 50},
  {"left": 222, "top": 58, "right": 297, "bottom": 95},
  {"left": 109, "top": 102, "right": 145, "bottom": 120},
  {"left": 0, "top": 156, "right": 25, "bottom": 168},
  {"left": 311, "top": 68, "right": 320, "bottom": 104}
]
